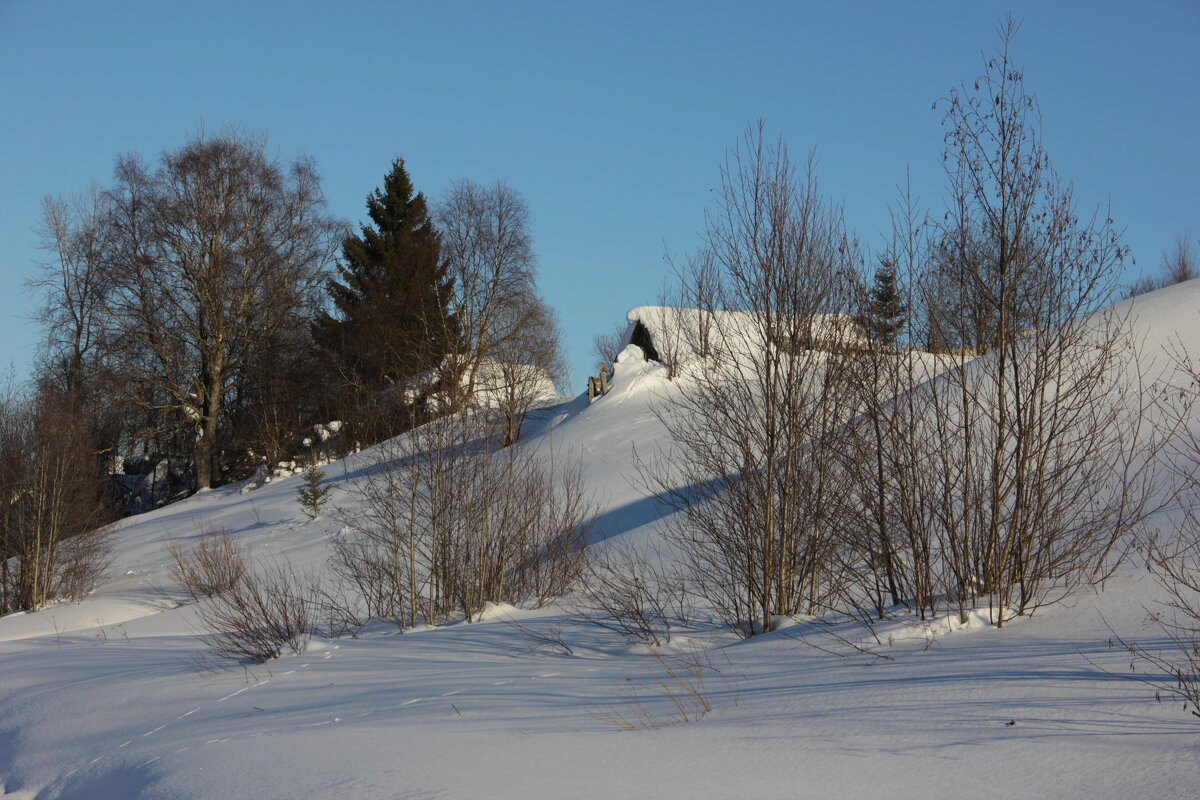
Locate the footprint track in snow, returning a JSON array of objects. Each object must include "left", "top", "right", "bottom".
[
  {"left": 217, "top": 686, "right": 251, "bottom": 703},
  {"left": 58, "top": 646, "right": 336, "bottom": 788}
]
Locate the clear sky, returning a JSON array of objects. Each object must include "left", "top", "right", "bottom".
[{"left": 2, "top": 1, "right": 1197, "bottom": 392}]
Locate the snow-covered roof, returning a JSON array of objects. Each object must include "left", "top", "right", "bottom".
[
  {"left": 384, "top": 358, "right": 557, "bottom": 410},
  {"left": 460, "top": 360, "right": 558, "bottom": 407},
  {"left": 623, "top": 305, "right": 869, "bottom": 367}
]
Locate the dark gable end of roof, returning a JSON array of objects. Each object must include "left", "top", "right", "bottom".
[{"left": 628, "top": 320, "right": 661, "bottom": 362}]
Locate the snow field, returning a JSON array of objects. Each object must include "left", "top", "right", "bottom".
[{"left": 2, "top": 281, "right": 1199, "bottom": 798}]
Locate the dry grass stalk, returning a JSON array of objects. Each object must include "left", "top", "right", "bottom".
[{"left": 589, "top": 648, "right": 715, "bottom": 731}]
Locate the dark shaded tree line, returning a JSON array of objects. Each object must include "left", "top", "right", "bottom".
[
  {"left": 0, "top": 384, "right": 111, "bottom": 612},
  {"left": 9, "top": 130, "right": 561, "bottom": 610},
  {"left": 28, "top": 132, "right": 562, "bottom": 495}
]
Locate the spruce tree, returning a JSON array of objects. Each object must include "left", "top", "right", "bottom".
[
  {"left": 314, "top": 158, "right": 456, "bottom": 431},
  {"left": 866, "top": 258, "right": 908, "bottom": 348},
  {"left": 297, "top": 463, "right": 332, "bottom": 520}
]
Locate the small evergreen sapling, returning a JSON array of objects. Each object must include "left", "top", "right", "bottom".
[
  {"left": 297, "top": 464, "right": 332, "bottom": 520},
  {"left": 866, "top": 258, "right": 908, "bottom": 348}
]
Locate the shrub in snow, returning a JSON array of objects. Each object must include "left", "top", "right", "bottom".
[
  {"left": 633, "top": 126, "right": 866, "bottom": 637},
  {"left": 575, "top": 541, "right": 691, "bottom": 647},
  {"left": 332, "top": 410, "right": 595, "bottom": 629},
  {"left": 170, "top": 533, "right": 313, "bottom": 663},
  {"left": 1115, "top": 345, "right": 1200, "bottom": 721},
  {"left": 168, "top": 532, "right": 246, "bottom": 601},
  {"left": 1123, "top": 529, "right": 1200, "bottom": 721}
]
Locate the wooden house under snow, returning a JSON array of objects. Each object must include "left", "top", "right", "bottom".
[{"left": 617, "top": 306, "right": 870, "bottom": 369}]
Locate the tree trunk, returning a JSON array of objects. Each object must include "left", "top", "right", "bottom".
[{"left": 194, "top": 368, "right": 223, "bottom": 490}]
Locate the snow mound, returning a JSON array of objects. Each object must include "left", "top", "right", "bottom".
[{"left": 1, "top": 284, "right": 1198, "bottom": 798}]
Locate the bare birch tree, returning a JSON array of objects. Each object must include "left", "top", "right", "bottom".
[
  {"left": 488, "top": 297, "right": 565, "bottom": 446},
  {"left": 638, "top": 124, "right": 863, "bottom": 636},
  {"left": 103, "top": 130, "right": 341, "bottom": 489},
  {"left": 29, "top": 189, "right": 115, "bottom": 399},
  {"left": 434, "top": 180, "right": 562, "bottom": 443},
  {"left": 885, "top": 17, "right": 1157, "bottom": 625}
]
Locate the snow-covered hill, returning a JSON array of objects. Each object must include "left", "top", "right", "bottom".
[{"left": 1, "top": 283, "right": 1198, "bottom": 799}]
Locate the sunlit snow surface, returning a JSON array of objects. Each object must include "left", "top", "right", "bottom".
[{"left": 2, "top": 283, "right": 1199, "bottom": 799}]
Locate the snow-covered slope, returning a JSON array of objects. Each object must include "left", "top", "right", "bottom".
[{"left": 1, "top": 283, "right": 1198, "bottom": 799}]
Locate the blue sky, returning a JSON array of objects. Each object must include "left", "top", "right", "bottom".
[{"left": 2, "top": 1, "right": 1197, "bottom": 391}]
